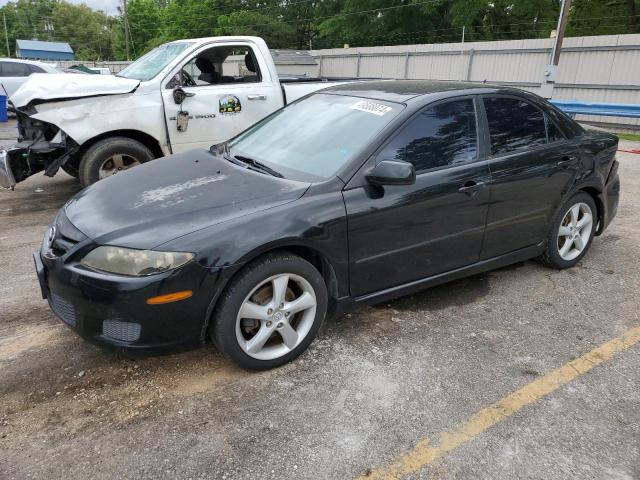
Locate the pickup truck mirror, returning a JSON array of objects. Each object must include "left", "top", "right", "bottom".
[
  {"left": 366, "top": 160, "right": 416, "bottom": 186},
  {"left": 173, "top": 86, "right": 195, "bottom": 105}
]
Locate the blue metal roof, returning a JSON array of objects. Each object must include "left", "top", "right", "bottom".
[{"left": 16, "top": 39, "right": 74, "bottom": 53}]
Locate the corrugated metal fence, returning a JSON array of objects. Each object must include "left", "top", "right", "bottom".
[{"left": 312, "top": 34, "right": 640, "bottom": 131}]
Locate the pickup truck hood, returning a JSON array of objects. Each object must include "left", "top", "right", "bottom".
[
  {"left": 64, "top": 149, "right": 309, "bottom": 249},
  {"left": 10, "top": 73, "right": 140, "bottom": 108}
]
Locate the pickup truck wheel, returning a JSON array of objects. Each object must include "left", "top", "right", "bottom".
[
  {"left": 79, "top": 137, "right": 154, "bottom": 187},
  {"left": 61, "top": 163, "right": 79, "bottom": 179}
]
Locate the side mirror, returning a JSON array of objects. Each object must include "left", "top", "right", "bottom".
[
  {"left": 173, "top": 86, "right": 195, "bottom": 105},
  {"left": 365, "top": 160, "right": 416, "bottom": 186}
]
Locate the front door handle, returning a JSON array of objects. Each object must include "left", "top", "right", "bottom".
[
  {"left": 248, "top": 94, "right": 267, "bottom": 101},
  {"left": 458, "top": 180, "right": 485, "bottom": 195},
  {"left": 557, "top": 156, "right": 578, "bottom": 168}
]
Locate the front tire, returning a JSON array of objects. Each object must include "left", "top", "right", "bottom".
[
  {"left": 540, "top": 192, "right": 597, "bottom": 269},
  {"left": 61, "top": 162, "right": 79, "bottom": 179},
  {"left": 211, "top": 252, "right": 328, "bottom": 370},
  {"left": 79, "top": 137, "right": 154, "bottom": 187}
]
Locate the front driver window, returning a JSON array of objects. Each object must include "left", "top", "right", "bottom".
[
  {"left": 167, "top": 45, "right": 262, "bottom": 88},
  {"left": 377, "top": 98, "right": 478, "bottom": 173}
]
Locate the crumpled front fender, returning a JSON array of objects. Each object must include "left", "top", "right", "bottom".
[{"left": 31, "top": 92, "right": 169, "bottom": 152}]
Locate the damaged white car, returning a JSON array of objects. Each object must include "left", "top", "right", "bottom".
[{"left": 0, "top": 36, "right": 355, "bottom": 189}]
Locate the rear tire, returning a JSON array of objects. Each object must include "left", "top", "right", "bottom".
[
  {"left": 211, "top": 252, "right": 328, "bottom": 370},
  {"left": 79, "top": 137, "right": 154, "bottom": 187},
  {"left": 540, "top": 192, "right": 597, "bottom": 269}
]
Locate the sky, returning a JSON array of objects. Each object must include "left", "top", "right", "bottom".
[{"left": 0, "top": 0, "right": 121, "bottom": 16}]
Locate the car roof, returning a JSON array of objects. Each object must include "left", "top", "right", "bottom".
[
  {"left": 0, "top": 57, "right": 55, "bottom": 67},
  {"left": 322, "top": 80, "right": 525, "bottom": 104}
]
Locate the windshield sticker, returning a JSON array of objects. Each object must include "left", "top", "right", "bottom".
[
  {"left": 219, "top": 95, "right": 242, "bottom": 114},
  {"left": 350, "top": 100, "right": 393, "bottom": 116}
]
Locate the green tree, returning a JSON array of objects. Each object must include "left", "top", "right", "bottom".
[{"left": 51, "top": 2, "right": 112, "bottom": 60}]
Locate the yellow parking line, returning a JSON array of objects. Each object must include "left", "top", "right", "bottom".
[{"left": 359, "top": 324, "right": 640, "bottom": 480}]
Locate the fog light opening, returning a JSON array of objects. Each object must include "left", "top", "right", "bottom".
[{"left": 146, "top": 290, "right": 193, "bottom": 305}]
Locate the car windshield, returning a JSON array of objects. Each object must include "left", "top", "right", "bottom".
[
  {"left": 117, "top": 42, "right": 193, "bottom": 81},
  {"left": 227, "top": 93, "right": 403, "bottom": 181}
]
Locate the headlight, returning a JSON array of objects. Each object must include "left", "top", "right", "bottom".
[{"left": 80, "top": 246, "right": 194, "bottom": 276}]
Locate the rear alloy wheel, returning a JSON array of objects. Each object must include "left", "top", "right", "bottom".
[
  {"left": 211, "top": 252, "right": 328, "bottom": 370},
  {"left": 540, "top": 192, "right": 597, "bottom": 269},
  {"left": 556, "top": 202, "right": 594, "bottom": 262}
]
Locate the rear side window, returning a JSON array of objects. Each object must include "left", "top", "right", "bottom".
[
  {"left": 484, "top": 97, "right": 548, "bottom": 155},
  {"left": 29, "top": 64, "right": 45, "bottom": 73},
  {"left": 0, "top": 61, "right": 31, "bottom": 77},
  {"left": 377, "top": 98, "right": 478, "bottom": 173}
]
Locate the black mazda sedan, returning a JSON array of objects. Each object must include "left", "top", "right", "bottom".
[{"left": 35, "top": 81, "right": 620, "bottom": 370}]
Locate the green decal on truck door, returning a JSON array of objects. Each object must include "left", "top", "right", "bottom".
[{"left": 219, "top": 95, "right": 242, "bottom": 114}]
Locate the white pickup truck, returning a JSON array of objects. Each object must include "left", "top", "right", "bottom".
[{"left": 0, "top": 36, "right": 355, "bottom": 189}]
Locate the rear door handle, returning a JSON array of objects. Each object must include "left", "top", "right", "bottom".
[
  {"left": 248, "top": 94, "right": 267, "bottom": 100},
  {"left": 458, "top": 180, "right": 486, "bottom": 195}
]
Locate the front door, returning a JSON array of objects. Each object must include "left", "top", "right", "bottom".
[
  {"left": 344, "top": 97, "right": 491, "bottom": 297},
  {"left": 479, "top": 95, "right": 582, "bottom": 259},
  {"left": 161, "top": 42, "right": 282, "bottom": 153}
]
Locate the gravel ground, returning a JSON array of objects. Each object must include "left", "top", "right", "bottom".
[{"left": 0, "top": 127, "right": 638, "bottom": 479}]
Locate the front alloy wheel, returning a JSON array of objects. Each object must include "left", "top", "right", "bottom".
[
  {"left": 236, "top": 273, "right": 317, "bottom": 360},
  {"left": 211, "top": 252, "right": 328, "bottom": 370},
  {"left": 98, "top": 154, "right": 142, "bottom": 180}
]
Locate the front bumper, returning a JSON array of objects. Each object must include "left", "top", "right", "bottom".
[
  {"left": 0, "top": 149, "right": 17, "bottom": 189},
  {"left": 36, "top": 245, "right": 231, "bottom": 352}
]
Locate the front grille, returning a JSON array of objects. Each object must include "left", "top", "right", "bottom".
[
  {"left": 50, "top": 293, "right": 76, "bottom": 327},
  {"left": 102, "top": 320, "right": 141, "bottom": 342},
  {"left": 51, "top": 233, "right": 78, "bottom": 257},
  {"left": 45, "top": 211, "right": 86, "bottom": 257}
]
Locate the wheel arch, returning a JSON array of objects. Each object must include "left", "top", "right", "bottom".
[
  {"left": 238, "top": 243, "right": 340, "bottom": 305},
  {"left": 202, "top": 242, "right": 342, "bottom": 343},
  {"left": 70, "top": 129, "right": 165, "bottom": 167},
  {"left": 578, "top": 186, "right": 605, "bottom": 235}
]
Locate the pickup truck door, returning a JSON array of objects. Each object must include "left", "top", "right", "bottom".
[{"left": 161, "top": 42, "right": 283, "bottom": 154}]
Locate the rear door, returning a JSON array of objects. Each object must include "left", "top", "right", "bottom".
[
  {"left": 161, "top": 42, "right": 283, "bottom": 153},
  {"left": 344, "top": 97, "right": 491, "bottom": 297},
  {"left": 479, "top": 95, "right": 581, "bottom": 259}
]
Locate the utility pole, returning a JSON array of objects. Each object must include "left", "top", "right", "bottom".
[
  {"left": 541, "top": 0, "right": 572, "bottom": 98},
  {"left": 3, "top": 13, "right": 9, "bottom": 57},
  {"left": 123, "top": 0, "right": 130, "bottom": 61},
  {"left": 460, "top": 25, "right": 465, "bottom": 81}
]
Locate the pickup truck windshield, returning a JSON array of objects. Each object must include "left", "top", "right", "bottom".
[
  {"left": 228, "top": 93, "right": 403, "bottom": 180},
  {"left": 117, "top": 42, "right": 193, "bottom": 81}
]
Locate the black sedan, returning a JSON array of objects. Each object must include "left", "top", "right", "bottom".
[{"left": 35, "top": 81, "right": 620, "bottom": 370}]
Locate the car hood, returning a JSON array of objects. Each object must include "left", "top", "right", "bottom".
[
  {"left": 64, "top": 149, "right": 310, "bottom": 249},
  {"left": 10, "top": 73, "right": 140, "bottom": 108}
]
